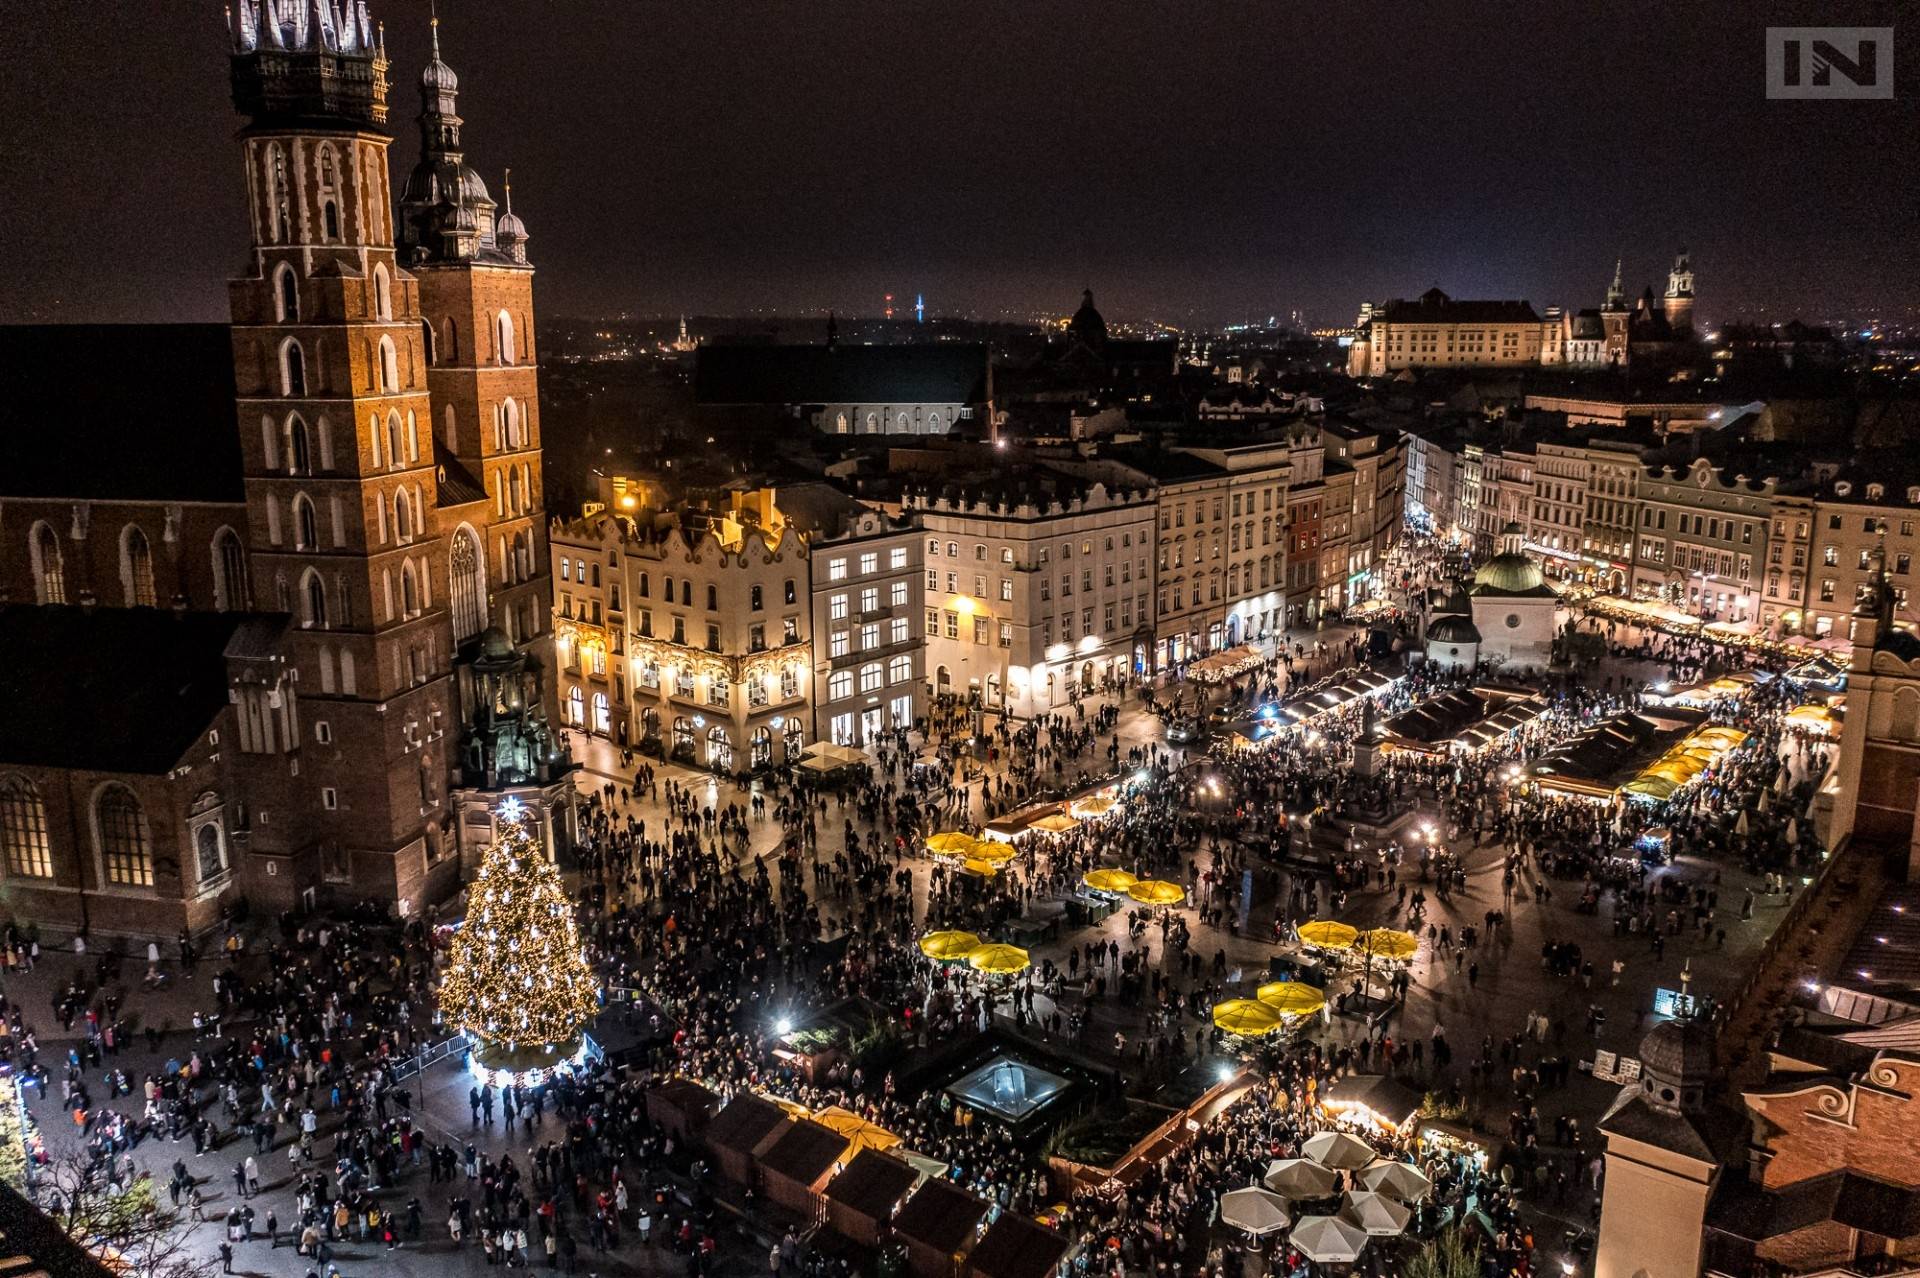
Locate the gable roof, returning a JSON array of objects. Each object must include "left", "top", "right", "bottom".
[
  {"left": 695, "top": 343, "right": 988, "bottom": 407},
  {"left": 0, "top": 606, "right": 288, "bottom": 774},
  {"left": 0, "top": 325, "right": 245, "bottom": 504},
  {"left": 892, "top": 1178, "right": 989, "bottom": 1254},
  {"left": 822, "top": 1148, "right": 919, "bottom": 1219},
  {"left": 965, "top": 1214, "right": 1071, "bottom": 1278},
  {"left": 704, "top": 1094, "right": 793, "bottom": 1157},
  {"left": 759, "top": 1117, "right": 850, "bottom": 1187}
]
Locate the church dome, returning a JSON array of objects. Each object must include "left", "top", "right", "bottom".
[
  {"left": 421, "top": 53, "right": 458, "bottom": 93},
  {"left": 1473, "top": 553, "right": 1545, "bottom": 594},
  {"left": 1067, "top": 289, "right": 1108, "bottom": 349},
  {"left": 1640, "top": 1017, "right": 1714, "bottom": 1083},
  {"left": 1426, "top": 614, "right": 1481, "bottom": 645},
  {"left": 496, "top": 209, "right": 527, "bottom": 242},
  {"left": 477, "top": 626, "right": 515, "bottom": 660}
]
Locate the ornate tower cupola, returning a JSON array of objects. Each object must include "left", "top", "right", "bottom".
[
  {"left": 398, "top": 16, "right": 519, "bottom": 265},
  {"left": 1603, "top": 257, "right": 1627, "bottom": 312},
  {"left": 230, "top": 0, "right": 388, "bottom": 127},
  {"left": 1663, "top": 249, "right": 1696, "bottom": 332}
]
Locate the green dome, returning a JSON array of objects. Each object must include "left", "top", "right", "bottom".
[
  {"left": 1426, "top": 614, "right": 1481, "bottom": 645},
  {"left": 1473, "top": 552, "right": 1545, "bottom": 594}
]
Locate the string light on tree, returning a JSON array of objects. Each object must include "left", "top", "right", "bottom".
[{"left": 438, "top": 798, "right": 600, "bottom": 1084}]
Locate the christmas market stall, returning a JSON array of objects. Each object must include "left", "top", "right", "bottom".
[
  {"left": 1527, "top": 708, "right": 1706, "bottom": 802},
  {"left": 892, "top": 1177, "right": 991, "bottom": 1278},
  {"left": 963, "top": 1212, "right": 1073, "bottom": 1278},
  {"left": 823, "top": 1148, "right": 921, "bottom": 1248},
  {"left": 645, "top": 1077, "right": 717, "bottom": 1142},
  {"left": 1319, "top": 1073, "right": 1423, "bottom": 1136},
  {"left": 705, "top": 1093, "right": 795, "bottom": 1191},
  {"left": 757, "top": 1116, "right": 852, "bottom": 1224}
]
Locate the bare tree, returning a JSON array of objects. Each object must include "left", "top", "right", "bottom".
[
  {"left": 37, "top": 1151, "right": 218, "bottom": 1278},
  {"left": 1400, "top": 1227, "right": 1483, "bottom": 1278}
]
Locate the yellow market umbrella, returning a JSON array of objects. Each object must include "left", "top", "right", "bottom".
[
  {"left": 967, "top": 943, "right": 1031, "bottom": 975},
  {"left": 968, "top": 839, "right": 1018, "bottom": 864},
  {"left": 1256, "top": 982, "right": 1327, "bottom": 1017},
  {"left": 919, "top": 931, "right": 982, "bottom": 961},
  {"left": 1128, "top": 879, "right": 1187, "bottom": 907},
  {"left": 1213, "top": 999, "right": 1283, "bottom": 1037},
  {"left": 959, "top": 858, "right": 1001, "bottom": 878},
  {"left": 1083, "top": 868, "right": 1139, "bottom": 894},
  {"left": 814, "top": 1105, "right": 902, "bottom": 1155},
  {"left": 1354, "top": 929, "right": 1418, "bottom": 961},
  {"left": 926, "top": 832, "right": 979, "bottom": 856},
  {"left": 1297, "top": 920, "right": 1359, "bottom": 950},
  {"left": 1071, "top": 795, "right": 1117, "bottom": 817},
  {"left": 1031, "top": 813, "right": 1081, "bottom": 833}
]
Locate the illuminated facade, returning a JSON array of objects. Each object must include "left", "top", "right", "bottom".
[{"left": 910, "top": 483, "right": 1155, "bottom": 720}]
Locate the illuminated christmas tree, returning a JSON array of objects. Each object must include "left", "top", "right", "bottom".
[{"left": 439, "top": 798, "right": 600, "bottom": 1080}]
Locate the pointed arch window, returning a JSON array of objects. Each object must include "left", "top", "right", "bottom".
[
  {"left": 30, "top": 522, "right": 65, "bottom": 605},
  {"left": 0, "top": 777, "right": 51, "bottom": 879},
  {"left": 378, "top": 336, "right": 399, "bottom": 393},
  {"left": 274, "top": 264, "right": 300, "bottom": 323},
  {"left": 121, "top": 525, "right": 156, "bottom": 607},
  {"left": 386, "top": 412, "right": 404, "bottom": 470},
  {"left": 450, "top": 527, "right": 487, "bottom": 641},
  {"left": 394, "top": 488, "right": 413, "bottom": 542},
  {"left": 95, "top": 784, "right": 153, "bottom": 888},
  {"left": 212, "top": 528, "right": 249, "bottom": 611},
  {"left": 401, "top": 560, "right": 420, "bottom": 617},
  {"left": 372, "top": 263, "right": 392, "bottom": 321},
  {"left": 496, "top": 310, "right": 517, "bottom": 365},
  {"left": 287, "top": 415, "right": 311, "bottom": 475},
  {"left": 302, "top": 570, "right": 328, "bottom": 629},
  {"left": 266, "top": 142, "right": 290, "bottom": 243},
  {"left": 280, "top": 339, "right": 306, "bottom": 397},
  {"left": 421, "top": 318, "right": 436, "bottom": 365},
  {"left": 317, "top": 145, "right": 341, "bottom": 242},
  {"left": 293, "top": 494, "right": 318, "bottom": 550},
  {"left": 445, "top": 317, "right": 459, "bottom": 362},
  {"left": 502, "top": 398, "right": 520, "bottom": 450}
]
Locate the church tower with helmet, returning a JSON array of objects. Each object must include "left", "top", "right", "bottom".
[{"left": 224, "top": 0, "right": 564, "bottom": 908}]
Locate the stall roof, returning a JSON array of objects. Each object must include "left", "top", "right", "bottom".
[
  {"left": 823, "top": 1148, "right": 920, "bottom": 1219},
  {"left": 1529, "top": 709, "right": 1705, "bottom": 796},
  {"left": 966, "top": 1214, "right": 1071, "bottom": 1278},
  {"left": 1322, "top": 1073, "right": 1424, "bottom": 1123},
  {"left": 705, "top": 1094, "right": 794, "bottom": 1157},
  {"left": 760, "top": 1118, "right": 851, "bottom": 1186},
  {"left": 893, "top": 1179, "right": 991, "bottom": 1255}
]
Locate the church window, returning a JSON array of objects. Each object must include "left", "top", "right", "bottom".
[
  {"left": 394, "top": 489, "right": 413, "bottom": 542},
  {"left": 302, "top": 570, "right": 328, "bottom": 629},
  {"left": 445, "top": 317, "right": 459, "bottom": 361},
  {"left": 386, "top": 412, "right": 403, "bottom": 469},
  {"left": 322, "top": 201, "right": 340, "bottom": 241},
  {"left": 378, "top": 336, "right": 399, "bottom": 393},
  {"left": 195, "top": 818, "right": 228, "bottom": 885},
  {"left": 274, "top": 264, "right": 299, "bottom": 322},
  {"left": 266, "top": 143, "right": 290, "bottom": 242},
  {"left": 421, "top": 318, "right": 436, "bottom": 365},
  {"left": 0, "top": 777, "right": 50, "bottom": 879},
  {"left": 450, "top": 528, "right": 486, "bottom": 641},
  {"left": 120, "top": 526, "right": 156, "bottom": 607},
  {"left": 280, "top": 339, "right": 306, "bottom": 396},
  {"left": 212, "top": 529, "right": 249, "bottom": 611},
  {"left": 406, "top": 410, "right": 419, "bottom": 462},
  {"left": 401, "top": 560, "right": 420, "bottom": 616},
  {"left": 29, "top": 522, "right": 64, "bottom": 605},
  {"left": 293, "top": 495, "right": 318, "bottom": 550},
  {"left": 495, "top": 310, "right": 516, "bottom": 365},
  {"left": 287, "top": 415, "right": 311, "bottom": 475},
  {"left": 94, "top": 784, "right": 153, "bottom": 888},
  {"left": 371, "top": 264, "right": 392, "bottom": 321}
]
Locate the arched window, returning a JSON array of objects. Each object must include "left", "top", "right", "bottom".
[
  {"left": 386, "top": 412, "right": 403, "bottom": 469},
  {"left": 371, "top": 263, "right": 392, "bottom": 321},
  {"left": 195, "top": 821, "right": 227, "bottom": 885},
  {"left": 400, "top": 560, "right": 419, "bottom": 616},
  {"left": 502, "top": 398, "right": 519, "bottom": 450},
  {"left": 369, "top": 411, "right": 383, "bottom": 468},
  {"left": 421, "top": 318, "right": 436, "bottom": 365},
  {"left": 293, "top": 494, "right": 318, "bottom": 550},
  {"left": 0, "top": 777, "right": 51, "bottom": 878},
  {"left": 445, "top": 317, "right": 459, "bottom": 362},
  {"left": 406, "top": 410, "right": 419, "bottom": 462},
  {"left": 316, "top": 415, "right": 335, "bottom": 470},
  {"left": 302, "top": 570, "right": 328, "bottom": 629},
  {"left": 121, "top": 525, "right": 157, "bottom": 607},
  {"left": 317, "top": 145, "right": 341, "bottom": 242},
  {"left": 378, "top": 336, "right": 399, "bottom": 393},
  {"left": 265, "top": 142, "right": 290, "bottom": 242},
  {"left": 567, "top": 686, "right": 585, "bottom": 725},
  {"left": 450, "top": 527, "right": 486, "bottom": 641},
  {"left": 30, "top": 522, "right": 65, "bottom": 604},
  {"left": 274, "top": 263, "right": 300, "bottom": 322},
  {"left": 592, "top": 692, "right": 610, "bottom": 734},
  {"left": 443, "top": 404, "right": 457, "bottom": 451},
  {"left": 496, "top": 310, "right": 516, "bottom": 365},
  {"left": 287, "top": 415, "right": 311, "bottom": 475},
  {"left": 211, "top": 528, "right": 249, "bottom": 611},
  {"left": 94, "top": 784, "right": 153, "bottom": 888},
  {"left": 280, "top": 339, "right": 306, "bottom": 396},
  {"left": 395, "top": 489, "right": 413, "bottom": 542}
]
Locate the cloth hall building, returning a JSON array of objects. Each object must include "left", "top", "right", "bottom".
[{"left": 0, "top": 0, "right": 563, "bottom": 939}]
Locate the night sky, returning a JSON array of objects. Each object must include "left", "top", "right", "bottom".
[{"left": 4, "top": 1, "right": 1913, "bottom": 328}]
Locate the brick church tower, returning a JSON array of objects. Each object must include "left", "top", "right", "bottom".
[{"left": 223, "top": 0, "right": 562, "bottom": 908}]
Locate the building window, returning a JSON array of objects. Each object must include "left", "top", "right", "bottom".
[
  {"left": 195, "top": 819, "right": 228, "bottom": 886},
  {"left": 750, "top": 585, "right": 764, "bottom": 611},
  {"left": 859, "top": 662, "right": 883, "bottom": 693},
  {"left": 95, "top": 784, "right": 153, "bottom": 888},
  {"left": 890, "top": 617, "right": 910, "bottom": 645},
  {"left": 888, "top": 655, "right": 912, "bottom": 684},
  {"left": 829, "top": 670, "right": 853, "bottom": 702},
  {"left": 30, "top": 522, "right": 65, "bottom": 605},
  {"left": 0, "top": 778, "right": 51, "bottom": 879},
  {"left": 891, "top": 581, "right": 908, "bottom": 607},
  {"left": 120, "top": 525, "right": 157, "bottom": 607},
  {"left": 213, "top": 528, "right": 250, "bottom": 611},
  {"left": 830, "top": 630, "right": 850, "bottom": 658},
  {"left": 859, "top": 552, "right": 878, "bottom": 575},
  {"left": 890, "top": 547, "right": 908, "bottom": 570}
]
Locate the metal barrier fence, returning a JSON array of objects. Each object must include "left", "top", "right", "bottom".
[{"left": 389, "top": 1034, "right": 465, "bottom": 1083}]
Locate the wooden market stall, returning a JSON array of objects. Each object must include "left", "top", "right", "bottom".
[
  {"left": 892, "top": 1178, "right": 991, "bottom": 1278},
  {"left": 823, "top": 1148, "right": 921, "bottom": 1247},
  {"left": 645, "top": 1077, "right": 717, "bottom": 1142},
  {"left": 964, "top": 1214, "right": 1073, "bottom": 1278},
  {"left": 705, "top": 1093, "right": 794, "bottom": 1190},
  {"left": 757, "top": 1117, "right": 852, "bottom": 1224}
]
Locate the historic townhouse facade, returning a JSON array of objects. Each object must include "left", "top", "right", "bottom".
[{"left": 1633, "top": 458, "right": 1773, "bottom": 624}]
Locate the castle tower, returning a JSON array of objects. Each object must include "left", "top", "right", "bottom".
[
  {"left": 394, "top": 15, "right": 565, "bottom": 862},
  {"left": 227, "top": 0, "right": 459, "bottom": 902},
  {"left": 1601, "top": 257, "right": 1631, "bottom": 366},
  {"left": 1664, "top": 249, "right": 1695, "bottom": 333}
]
